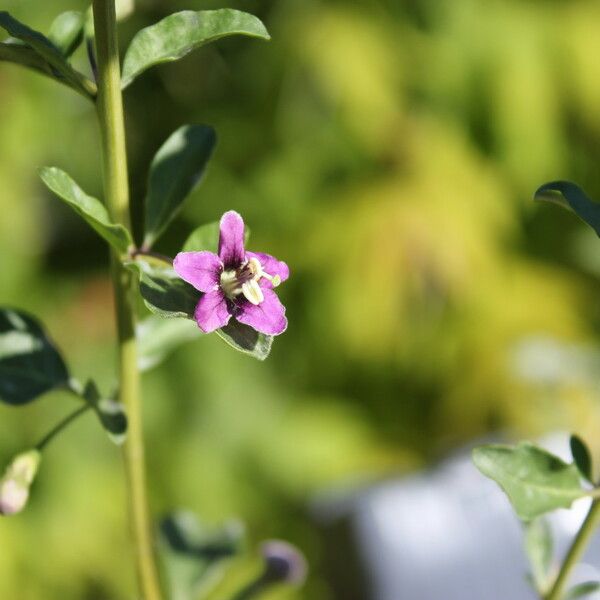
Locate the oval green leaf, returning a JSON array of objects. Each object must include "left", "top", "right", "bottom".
[
  {"left": 126, "top": 258, "right": 199, "bottom": 319},
  {"left": 121, "top": 9, "right": 270, "bottom": 88},
  {"left": 159, "top": 511, "right": 244, "bottom": 600},
  {"left": 0, "top": 308, "right": 69, "bottom": 405},
  {"left": 40, "top": 167, "right": 133, "bottom": 254},
  {"left": 472, "top": 443, "right": 586, "bottom": 520},
  {"left": 0, "top": 11, "right": 95, "bottom": 98},
  {"left": 570, "top": 434, "right": 593, "bottom": 484},
  {"left": 137, "top": 316, "right": 201, "bottom": 372},
  {"left": 48, "top": 11, "right": 84, "bottom": 57},
  {"left": 216, "top": 321, "right": 273, "bottom": 361},
  {"left": 565, "top": 583, "right": 600, "bottom": 599},
  {"left": 143, "top": 125, "right": 217, "bottom": 248},
  {"left": 535, "top": 181, "right": 600, "bottom": 238}
]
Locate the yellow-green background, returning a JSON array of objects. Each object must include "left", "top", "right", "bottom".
[{"left": 2, "top": 0, "right": 600, "bottom": 598}]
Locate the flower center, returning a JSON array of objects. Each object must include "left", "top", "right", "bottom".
[{"left": 220, "top": 257, "right": 281, "bottom": 305}]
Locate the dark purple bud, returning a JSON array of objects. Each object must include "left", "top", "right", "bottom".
[{"left": 260, "top": 540, "right": 308, "bottom": 586}]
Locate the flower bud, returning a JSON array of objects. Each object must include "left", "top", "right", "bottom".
[
  {"left": 0, "top": 450, "right": 41, "bottom": 516},
  {"left": 260, "top": 540, "right": 308, "bottom": 586}
]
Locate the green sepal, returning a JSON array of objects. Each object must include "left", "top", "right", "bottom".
[
  {"left": 472, "top": 442, "right": 586, "bottom": 520},
  {"left": 122, "top": 9, "right": 270, "bottom": 88},
  {"left": 0, "top": 308, "right": 69, "bottom": 405}
]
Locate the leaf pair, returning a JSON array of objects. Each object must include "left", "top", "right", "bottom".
[
  {"left": 38, "top": 122, "right": 216, "bottom": 256},
  {"left": 0, "top": 307, "right": 126, "bottom": 444},
  {"left": 0, "top": 11, "right": 95, "bottom": 99}
]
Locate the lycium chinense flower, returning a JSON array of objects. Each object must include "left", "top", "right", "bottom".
[{"left": 174, "top": 211, "right": 289, "bottom": 335}]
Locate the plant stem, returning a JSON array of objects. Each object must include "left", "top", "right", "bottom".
[
  {"left": 92, "top": 2, "right": 162, "bottom": 599},
  {"left": 544, "top": 500, "right": 600, "bottom": 600},
  {"left": 36, "top": 405, "right": 92, "bottom": 451}
]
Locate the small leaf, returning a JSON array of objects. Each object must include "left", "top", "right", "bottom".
[
  {"left": 126, "top": 259, "right": 199, "bottom": 319},
  {"left": 216, "top": 321, "right": 273, "bottom": 361},
  {"left": 159, "top": 511, "right": 244, "bottom": 600},
  {"left": 0, "top": 308, "right": 69, "bottom": 405},
  {"left": 525, "top": 518, "right": 554, "bottom": 592},
  {"left": 137, "top": 316, "right": 201, "bottom": 372},
  {"left": 0, "top": 11, "right": 95, "bottom": 98},
  {"left": 48, "top": 11, "right": 84, "bottom": 57},
  {"left": 40, "top": 167, "right": 133, "bottom": 253},
  {"left": 565, "top": 582, "right": 600, "bottom": 599},
  {"left": 570, "top": 435, "right": 593, "bottom": 484},
  {"left": 143, "top": 125, "right": 217, "bottom": 248},
  {"left": 182, "top": 221, "right": 249, "bottom": 253},
  {"left": 472, "top": 443, "right": 586, "bottom": 520},
  {"left": 535, "top": 181, "right": 600, "bottom": 238},
  {"left": 83, "top": 380, "right": 127, "bottom": 445},
  {"left": 121, "top": 9, "right": 270, "bottom": 88},
  {"left": 0, "top": 42, "right": 59, "bottom": 78}
]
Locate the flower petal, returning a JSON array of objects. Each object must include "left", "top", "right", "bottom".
[
  {"left": 194, "top": 290, "right": 231, "bottom": 333},
  {"left": 246, "top": 252, "right": 290, "bottom": 288},
  {"left": 218, "top": 211, "right": 245, "bottom": 266},
  {"left": 173, "top": 251, "right": 222, "bottom": 292},
  {"left": 236, "top": 288, "right": 287, "bottom": 335}
]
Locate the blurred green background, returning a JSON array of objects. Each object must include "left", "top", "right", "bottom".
[{"left": 3, "top": 0, "right": 600, "bottom": 598}]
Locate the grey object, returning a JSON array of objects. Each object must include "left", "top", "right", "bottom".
[{"left": 314, "top": 435, "right": 600, "bottom": 600}]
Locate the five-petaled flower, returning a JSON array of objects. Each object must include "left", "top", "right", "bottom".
[{"left": 174, "top": 211, "right": 289, "bottom": 335}]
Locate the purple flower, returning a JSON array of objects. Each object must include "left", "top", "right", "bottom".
[{"left": 173, "top": 211, "right": 289, "bottom": 335}]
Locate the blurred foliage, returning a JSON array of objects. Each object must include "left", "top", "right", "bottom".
[{"left": 3, "top": 0, "right": 600, "bottom": 598}]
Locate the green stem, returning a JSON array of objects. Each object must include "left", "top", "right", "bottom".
[
  {"left": 92, "top": 2, "right": 162, "bottom": 599},
  {"left": 36, "top": 405, "right": 91, "bottom": 451},
  {"left": 544, "top": 500, "right": 600, "bottom": 600}
]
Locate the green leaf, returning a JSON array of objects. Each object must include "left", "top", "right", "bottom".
[
  {"left": 182, "top": 221, "right": 249, "bottom": 253},
  {"left": 216, "top": 322, "right": 273, "bottom": 361},
  {"left": 39, "top": 167, "right": 133, "bottom": 254},
  {"left": 82, "top": 380, "right": 127, "bottom": 445},
  {"left": 570, "top": 435, "right": 593, "bottom": 484},
  {"left": 126, "top": 259, "right": 199, "bottom": 319},
  {"left": 565, "top": 582, "right": 600, "bottom": 599},
  {"left": 137, "top": 316, "right": 201, "bottom": 372},
  {"left": 0, "top": 42, "right": 59, "bottom": 79},
  {"left": 159, "top": 511, "right": 244, "bottom": 600},
  {"left": 48, "top": 11, "right": 84, "bottom": 57},
  {"left": 0, "top": 11, "right": 96, "bottom": 98},
  {"left": 524, "top": 518, "right": 553, "bottom": 592},
  {"left": 143, "top": 125, "right": 217, "bottom": 248},
  {"left": 121, "top": 9, "right": 270, "bottom": 88},
  {"left": 0, "top": 308, "right": 69, "bottom": 405},
  {"left": 535, "top": 181, "right": 600, "bottom": 238},
  {"left": 182, "top": 222, "right": 220, "bottom": 253},
  {"left": 472, "top": 443, "right": 586, "bottom": 520}
]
